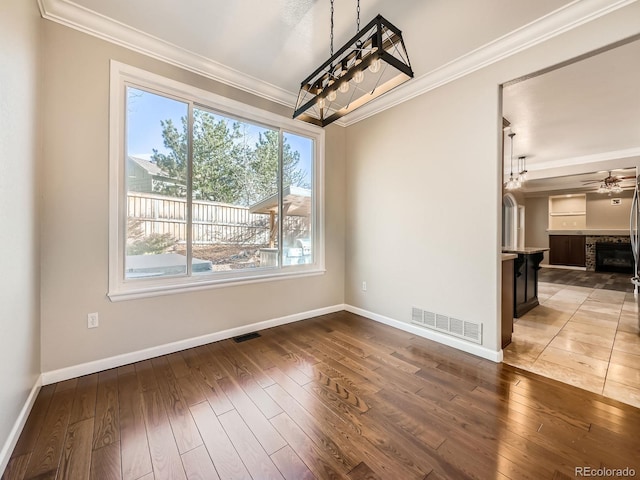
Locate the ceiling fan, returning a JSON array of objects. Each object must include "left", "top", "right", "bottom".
[
  {"left": 582, "top": 171, "right": 635, "bottom": 195},
  {"left": 582, "top": 171, "right": 634, "bottom": 185}
]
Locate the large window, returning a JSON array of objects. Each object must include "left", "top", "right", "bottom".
[{"left": 109, "top": 62, "right": 324, "bottom": 300}]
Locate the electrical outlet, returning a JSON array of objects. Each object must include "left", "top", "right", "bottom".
[
  {"left": 87, "top": 312, "right": 99, "bottom": 329},
  {"left": 362, "top": 281, "right": 367, "bottom": 291}
]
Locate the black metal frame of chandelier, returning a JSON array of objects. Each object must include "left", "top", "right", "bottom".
[{"left": 293, "top": 14, "right": 413, "bottom": 127}]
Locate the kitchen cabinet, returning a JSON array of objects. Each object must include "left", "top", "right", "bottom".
[{"left": 549, "top": 235, "right": 586, "bottom": 267}]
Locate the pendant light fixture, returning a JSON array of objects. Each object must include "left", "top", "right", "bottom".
[
  {"left": 505, "top": 132, "right": 521, "bottom": 191},
  {"left": 517, "top": 156, "right": 528, "bottom": 184},
  {"left": 293, "top": 0, "right": 414, "bottom": 127}
]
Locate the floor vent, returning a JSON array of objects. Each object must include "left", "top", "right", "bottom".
[
  {"left": 411, "top": 307, "right": 482, "bottom": 344},
  {"left": 233, "top": 332, "right": 261, "bottom": 343}
]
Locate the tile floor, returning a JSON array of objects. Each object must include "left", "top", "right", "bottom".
[
  {"left": 538, "top": 267, "right": 635, "bottom": 292},
  {"left": 503, "top": 276, "right": 640, "bottom": 408}
]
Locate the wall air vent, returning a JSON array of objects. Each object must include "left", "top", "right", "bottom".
[
  {"left": 449, "top": 317, "right": 464, "bottom": 336},
  {"left": 423, "top": 310, "right": 436, "bottom": 327},
  {"left": 436, "top": 314, "right": 449, "bottom": 330},
  {"left": 233, "top": 332, "right": 261, "bottom": 343},
  {"left": 411, "top": 307, "right": 482, "bottom": 344}
]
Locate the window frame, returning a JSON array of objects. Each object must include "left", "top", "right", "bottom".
[{"left": 108, "top": 61, "right": 325, "bottom": 301}]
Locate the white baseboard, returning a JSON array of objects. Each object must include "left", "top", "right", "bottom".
[
  {"left": 41, "top": 301, "right": 504, "bottom": 385},
  {"left": 345, "top": 304, "right": 503, "bottom": 363},
  {"left": 0, "top": 375, "right": 42, "bottom": 475},
  {"left": 41, "top": 304, "right": 346, "bottom": 385}
]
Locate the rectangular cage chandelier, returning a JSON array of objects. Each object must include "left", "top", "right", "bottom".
[{"left": 293, "top": 14, "right": 413, "bottom": 127}]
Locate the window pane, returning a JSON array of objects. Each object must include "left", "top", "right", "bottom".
[
  {"left": 282, "top": 132, "right": 313, "bottom": 266},
  {"left": 125, "top": 87, "right": 190, "bottom": 279},
  {"left": 190, "top": 109, "right": 279, "bottom": 272}
]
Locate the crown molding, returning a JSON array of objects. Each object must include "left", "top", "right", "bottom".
[
  {"left": 37, "top": 0, "right": 298, "bottom": 108},
  {"left": 39, "top": 0, "right": 636, "bottom": 128},
  {"left": 340, "top": 0, "right": 638, "bottom": 126},
  {"left": 526, "top": 147, "right": 640, "bottom": 174},
  {"left": 504, "top": 148, "right": 640, "bottom": 181}
]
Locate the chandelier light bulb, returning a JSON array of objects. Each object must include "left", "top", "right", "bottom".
[
  {"left": 339, "top": 81, "right": 350, "bottom": 94},
  {"left": 369, "top": 58, "right": 381, "bottom": 73},
  {"left": 318, "top": 97, "right": 326, "bottom": 110},
  {"left": 353, "top": 70, "right": 365, "bottom": 84},
  {"left": 327, "top": 90, "right": 337, "bottom": 102},
  {"left": 505, "top": 177, "right": 518, "bottom": 191}
]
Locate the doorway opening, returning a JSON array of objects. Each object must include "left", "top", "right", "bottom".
[{"left": 499, "top": 35, "right": 640, "bottom": 409}]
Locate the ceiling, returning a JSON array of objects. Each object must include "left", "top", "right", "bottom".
[
  {"left": 38, "top": 0, "right": 639, "bottom": 174},
  {"left": 41, "top": 0, "right": 616, "bottom": 123},
  {"left": 52, "top": 0, "right": 570, "bottom": 94},
  {"left": 502, "top": 37, "right": 640, "bottom": 193},
  {"left": 520, "top": 167, "right": 637, "bottom": 195}
]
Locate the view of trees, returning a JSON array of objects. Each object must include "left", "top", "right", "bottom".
[{"left": 151, "top": 109, "right": 308, "bottom": 206}]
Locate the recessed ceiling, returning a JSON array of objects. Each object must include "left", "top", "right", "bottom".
[{"left": 502, "top": 37, "right": 640, "bottom": 191}]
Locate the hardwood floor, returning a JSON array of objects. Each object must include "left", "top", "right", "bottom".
[{"left": 3, "top": 311, "right": 640, "bottom": 479}]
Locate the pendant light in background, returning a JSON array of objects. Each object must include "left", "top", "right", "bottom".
[
  {"left": 517, "top": 156, "right": 528, "bottom": 184},
  {"left": 505, "top": 132, "right": 521, "bottom": 191}
]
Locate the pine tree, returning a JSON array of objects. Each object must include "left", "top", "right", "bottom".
[{"left": 151, "top": 111, "right": 308, "bottom": 207}]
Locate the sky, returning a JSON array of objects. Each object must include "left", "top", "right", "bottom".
[{"left": 126, "top": 87, "right": 313, "bottom": 184}]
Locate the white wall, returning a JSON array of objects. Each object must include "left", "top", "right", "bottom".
[
  {"left": 0, "top": 0, "right": 42, "bottom": 470},
  {"left": 39, "top": 21, "right": 346, "bottom": 373},
  {"left": 344, "top": 2, "right": 640, "bottom": 356},
  {"left": 586, "top": 190, "right": 634, "bottom": 228},
  {"left": 346, "top": 71, "right": 503, "bottom": 355}
]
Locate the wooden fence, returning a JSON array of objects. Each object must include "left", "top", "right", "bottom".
[{"left": 127, "top": 192, "right": 307, "bottom": 246}]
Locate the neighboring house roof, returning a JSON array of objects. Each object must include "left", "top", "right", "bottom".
[
  {"left": 128, "top": 156, "right": 185, "bottom": 185},
  {"left": 128, "top": 156, "right": 169, "bottom": 177}
]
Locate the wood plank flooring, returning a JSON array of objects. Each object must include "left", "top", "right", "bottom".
[{"left": 3, "top": 311, "right": 640, "bottom": 480}]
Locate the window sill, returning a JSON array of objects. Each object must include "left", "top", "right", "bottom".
[{"left": 107, "top": 267, "right": 326, "bottom": 302}]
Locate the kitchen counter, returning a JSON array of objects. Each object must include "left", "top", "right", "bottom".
[
  {"left": 502, "top": 247, "right": 550, "bottom": 255},
  {"left": 502, "top": 253, "right": 517, "bottom": 261}
]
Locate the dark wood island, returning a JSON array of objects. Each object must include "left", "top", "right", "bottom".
[{"left": 502, "top": 247, "right": 550, "bottom": 318}]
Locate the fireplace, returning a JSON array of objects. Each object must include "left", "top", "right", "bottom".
[{"left": 595, "top": 242, "right": 633, "bottom": 273}]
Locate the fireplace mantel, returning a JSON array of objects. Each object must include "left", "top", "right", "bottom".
[{"left": 547, "top": 229, "right": 629, "bottom": 236}]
